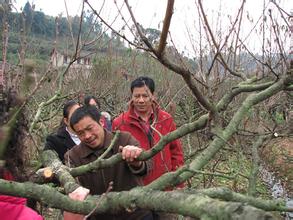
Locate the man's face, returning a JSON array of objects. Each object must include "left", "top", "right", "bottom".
[
  {"left": 89, "top": 98, "right": 99, "bottom": 109},
  {"left": 131, "top": 86, "right": 153, "bottom": 115},
  {"left": 73, "top": 116, "right": 105, "bottom": 149},
  {"left": 64, "top": 104, "right": 80, "bottom": 129}
]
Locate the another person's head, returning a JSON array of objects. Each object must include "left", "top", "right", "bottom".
[
  {"left": 130, "top": 76, "right": 155, "bottom": 114},
  {"left": 84, "top": 95, "right": 100, "bottom": 109},
  {"left": 70, "top": 105, "right": 104, "bottom": 149},
  {"left": 63, "top": 100, "right": 81, "bottom": 130}
]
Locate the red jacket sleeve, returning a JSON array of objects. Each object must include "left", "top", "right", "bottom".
[{"left": 112, "top": 118, "right": 119, "bottom": 131}]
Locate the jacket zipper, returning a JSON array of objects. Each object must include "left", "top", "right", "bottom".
[{"left": 101, "top": 169, "right": 107, "bottom": 191}]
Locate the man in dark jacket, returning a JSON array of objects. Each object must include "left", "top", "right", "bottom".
[
  {"left": 64, "top": 105, "right": 152, "bottom": 220},
  {"left": 44, "top": 100, "right": 81, "bottom": 161}
]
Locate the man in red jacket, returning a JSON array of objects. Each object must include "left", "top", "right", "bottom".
[{"left": 112, "top": 76, "right": 184, "bottom": 187}]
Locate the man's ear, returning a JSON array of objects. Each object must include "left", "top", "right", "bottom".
[
  {"left": 151, "top": 93, "right": 156, "bottom": 101},
  {"left": 99, "top": 118, "right": 105, "bottom": 127},
  {"left": 64, "top": 118, "right": 69, "bottom": 126}
]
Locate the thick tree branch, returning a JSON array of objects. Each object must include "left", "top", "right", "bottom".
[
  {"left": 37, "top": 116, "right": 208, "bottom": 181},
  {"left": 0, "top": 179, "right": 279, "bottom": 219},
  {"left": 216, "top": 79, "right": 274, "bottom": 111},
  {"left": 0, "top": 178, "right": 94, "bottom": 214},
  {"left": 248, "top": 135, "right": 270, "bottom": 196},
  {"left": 197, "top": 187, "right": 291, "bottom": 212},
  {"left": 146, "top": 74, "right": 292, "bottom": 190},
  {"left": 156, "top": 0, "right": 174, "bottom": 57},
  {"left": 41, "top": 150, "right": 80, "bottom": 193}
]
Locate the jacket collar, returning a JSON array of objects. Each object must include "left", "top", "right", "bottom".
[
  {"left": 127, "top": 100, "right": 160, "bottom": 122},
  {"left": 79, "top": 129, "right": 114, "bottom": 159},
  {"left": 57, "top": 126, "right": 70, "bottom": 138}
]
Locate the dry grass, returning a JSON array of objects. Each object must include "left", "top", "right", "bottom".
[{"left": 261, "top": 137, "right": 293, "bottom": 196}]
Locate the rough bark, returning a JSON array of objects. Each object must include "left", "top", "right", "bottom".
[
  {"left": 41, "top": 149, "right": 80, "bottom": 193},
  {"left": 194, "top": 187, "right": 289, "bottom": 212},
  {"left": 0, "top": 179, "right": 279, "bottom": 220},
  {"left": 248, "top": 135, "right": 269, "bottom": 196}
]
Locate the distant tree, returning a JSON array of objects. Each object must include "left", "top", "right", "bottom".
[
  {"left": 22, "top": 1, "right": 33, "bottom": 33},
  {"left": 44, "top": 16, "right": 55, "bottom": 37},
  {"left": 83, "top": 10, "right": 102, "bottom": 34},
  {"left": 145, "top": 28, "right": 161, "bottom": 44},
  {"left": 71, "top": 15, "right": 81, "bottom": 37},
  {"left": 0, "top": 0, "right": 12, "bottom": 31},
  {"left": 58, "top": 16, "right": 70, "bottom": 37},
  {"left": 31, "top": 11, "right": 46, "bottom": 35}
]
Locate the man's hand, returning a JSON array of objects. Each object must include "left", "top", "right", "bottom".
[
  {"left": 120, "top": 145, "right": 143, "bottom": 167},
  {"left": 63, "top": 187, "right": 90, "bottom": 220},
  {"left": 69, "top": 186, "right": 90, "bottom": 201}
]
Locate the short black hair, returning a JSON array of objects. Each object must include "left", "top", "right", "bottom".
[
  {"left": 63, "top": 100, "right": 79, "bottom": 119},
  {"left": 70, "top": 105, "right": 101, "bottom": 131},
  {"left": 130, "top": 76, "right": 155, "bottom": 94},
  {"left": 84, "top": 95, "right": 101, "bottom": 109}
]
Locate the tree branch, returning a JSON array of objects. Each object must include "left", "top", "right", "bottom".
[
  {"left": 41, "top": 150, "right": 80, "bottom": 194},
  {"left": 146, "top": 74, "right": 292, "bottom": 190},
  {"left": 156, "top": 0, "right": 174, "bottom": 57},
  {"left": 197, "top": 187, "right": 291, "bottom": 212},
  {"left": 248, "top": 135, "right": 270, "bottom": 196},
  {"left": 197, "top": 0, "right": 245, "bottom": 79},
  {"left": 0, "top": 179, "right": 279, "bottom": 219}
]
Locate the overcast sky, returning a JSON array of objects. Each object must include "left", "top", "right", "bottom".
[{"left": 14, "top": 0, "right": 293, "bottom": 55}]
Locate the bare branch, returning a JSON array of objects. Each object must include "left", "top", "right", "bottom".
[
  {"left": 157, "top": 0, "right": 175, "bottom": 57},
  {"left": 268, "top": 9, "right": 289, "bottom": 70},
  {"left": 124, "top": 0, "right": 156, "bottom": 52},
  {"left": 85, "top": 0, "right": 149, "bottom": 50},
  {"left": 197, "top": 0, "right": 245, "bottom": 79}
]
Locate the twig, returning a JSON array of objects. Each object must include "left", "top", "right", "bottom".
[
  {"left": 64, "top": 0, "right": 77, "bottom": 50},
  {"left": 124, "top": 0, "right": 156, "bottom": 52},
  {"left": 186, "top": 168, "right": 235, "bottom": 180},
  {"left": 124, "top": 0, "right": 216, "bottom": 114},
  {"left": 98, "top": 131, "right": 120, "bottom": 160},
  {"left": 197, "top": 0, "right": 245, "bottom": 79},
  {"left": 85, "top": 0, "right": 148, "bottom": 50},
  {"left": 83, "top": 181, "right": 113, "bottom": 219},
  {"left": 168, "top": 32, "right": 208, "bottom": 88},
  {"left": 268, "top": 9, "right": 288, "bottom": 70}
]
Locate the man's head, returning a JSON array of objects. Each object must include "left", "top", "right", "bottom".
[
  {"left": 84, "top": 95, "right": 101, "bottom": 109},
  {"left": 130, "top": 76, "right": 155, "bottom": 94},
  {"left": 63, "top": 100, "right": 81, "bottom": 129},
  {"left": 70, "top": 105, "right": 105, "bottom": 148},
  {"left": 130, "top": 76, "right": 155, "bottom": 115}
]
